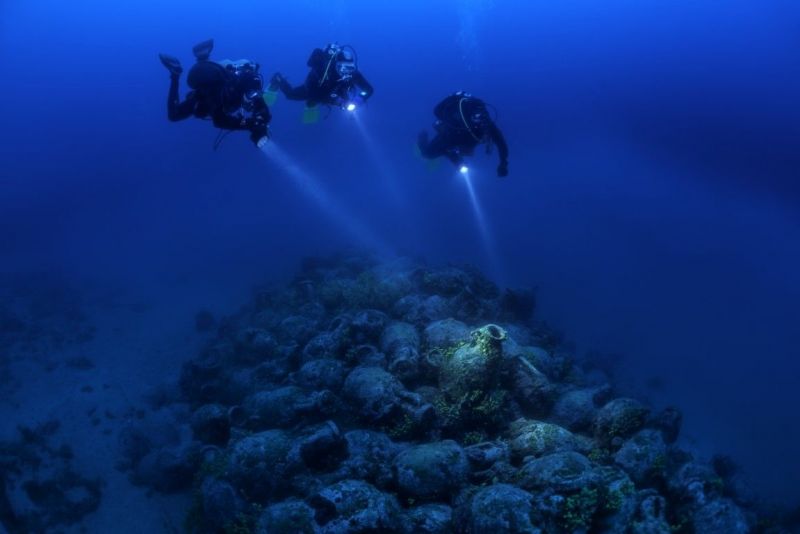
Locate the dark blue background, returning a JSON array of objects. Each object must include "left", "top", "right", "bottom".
[{"left": 2, "top": 0, "right": 799, "bottom": 503}]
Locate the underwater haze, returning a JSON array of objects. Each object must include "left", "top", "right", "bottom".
[{"left": 2, "top": 0, "right": 800, "bottom": 531}]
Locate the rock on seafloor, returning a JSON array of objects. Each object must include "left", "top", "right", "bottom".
[{"left": 115, "top": 253, "right": 782, "bottom": 533}]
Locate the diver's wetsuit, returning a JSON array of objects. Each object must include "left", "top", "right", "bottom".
[
  {"left": 166, "top": 64, "right": 271, "bottom": 143},
  {"left": 418, "top": 94, "right": 509, "bottom": 175},
  {"left": 276, "top": 48, "right": 374, "bottom": 107}
]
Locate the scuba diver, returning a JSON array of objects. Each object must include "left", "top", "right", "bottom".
[
  {"left": 418, "top": 92, "right": 509, "bottom": 177},
  {"left": 158, "top": 39, "right": 271, "bottom": 148},
  {"left": 270, "top": 43, "right": 374, "bottom": 111}
]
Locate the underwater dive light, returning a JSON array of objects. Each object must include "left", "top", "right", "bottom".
[
  {"left": 346, "top": 103, "right": 357, "bottom": 112},
  {"left": 256, "top": 136, "right": 269, "bottom": 149},
  {"left": 459, "top": 165, "right": 469, "bottom": 174}
]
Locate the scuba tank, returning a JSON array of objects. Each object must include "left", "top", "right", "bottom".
[{"left": 219, "top": 59, "right": 263, "bottom": 89}]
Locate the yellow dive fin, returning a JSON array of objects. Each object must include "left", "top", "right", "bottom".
[
  {"left": 302, "top": 105, "right": 320, "bottom": 124},
  {"left": 263, "top": 89, "right": 279, "bottom": 107}
]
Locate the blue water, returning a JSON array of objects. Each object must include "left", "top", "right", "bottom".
[{"left": 2, "top": 0, "right": 800, "bottom": 507}]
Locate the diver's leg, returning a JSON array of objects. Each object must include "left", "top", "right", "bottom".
[
  {"left": 275, "top": 76, "right": 310, "bottom": 101},
  {"left": 192, "top": 39, "right": 214, "bottom": 61},
  {"left": 284, "top": 84, "right": 311, "bottom": 101},
  {"left": 418, "top": 132, "right": 451, "bottom": 160},
  {"left": 444, "top": 149, "right": 464, "bottom": 167},
  {"left": 166, "top": 75, "right": 194, "bottom": 122},
  {"left": 161, "top": 53, "right": 191, "bottom": 121},
  {"left": 158, "top": 53, "right": 183, "bottom": 76},
  {"left": 167, "top": 75, "right": 181, "bottom": 120}
]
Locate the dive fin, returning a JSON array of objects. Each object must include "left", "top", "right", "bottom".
[
  {"left": 265, "top": 74, "right": 283, "bottom": 106},
  {"left": 192, "top": 39, "right": 214, "bottom": 61},
  {"left": 158, "top": 53, "right": 183, "bottom": 76},
  {"left": 302, "top": 105, "right": 320, "bottom": 124},
  {"left": 263, "top": 89, "right": 279, "bottom": 107}
]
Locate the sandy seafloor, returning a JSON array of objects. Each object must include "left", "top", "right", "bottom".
[{"left": 0, "top": 273, "right": 257, "bottom": 533}]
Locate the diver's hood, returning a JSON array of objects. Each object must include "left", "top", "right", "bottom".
[{"left": 187, "top": 61, "right": 227, "bottom": 90}]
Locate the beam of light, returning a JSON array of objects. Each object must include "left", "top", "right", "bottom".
[
  {"left": 259, "top": 142, "right": 391, "bottom": 257},
  {"left": 458, "top": 168, "right": 505, "bottom": 283},
  {"left": 351, "top": 111, "right": 407, "bottom": 210}
]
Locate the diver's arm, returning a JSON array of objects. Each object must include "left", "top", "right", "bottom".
[
  {"left": 210, "top": 103, "right": 270, "bottom": 144},
  {"left": 247, "top": 106, "right": 269, "bottom": 145},
  {"left": 167, "top": 77, "right": 196, "bottom": 121},
  {"left": 488, "top": 121, "right": 509, "bottom": 176},
  {"left": 352, "top": 71, "right": 374, "bottom": 99},
  {"left": 211, "top": 111, "right": 249, "bottom": 131},
  {"left": 248, "top": 94, "right": 271, "bottom": 141},
  {"left": 251, "top": 94, "right": 272, "bottom": 125}
]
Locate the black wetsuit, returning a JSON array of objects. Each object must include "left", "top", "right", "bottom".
[
  {"left": 418, "top": 94, "right": 509, "bottom": 176},
  {"left": 277, "top": 48, "right": 374, "bottom": 107},
  {"left": 167, "top": 62, "right": 271, "bottom": 144}
]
